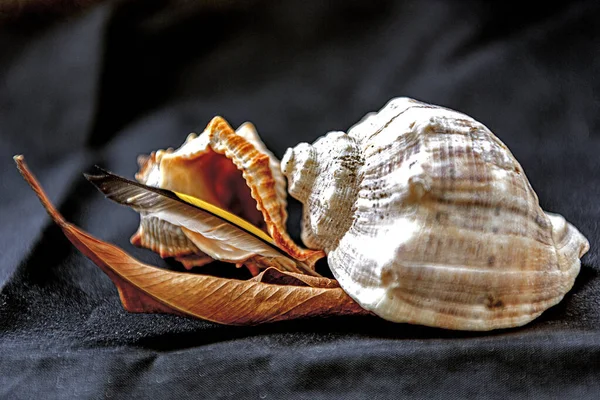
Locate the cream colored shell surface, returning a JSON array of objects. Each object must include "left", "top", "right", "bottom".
[{"left": 282, "top": 97, "right": 589, "bottom": 330}]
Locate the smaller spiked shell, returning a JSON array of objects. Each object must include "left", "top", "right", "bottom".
[
  {"left": 133, "top": 117, "right": 324, "bottom": 272},
  {"left": 282, "top": 97, "right": 590, "bottom": 330}
]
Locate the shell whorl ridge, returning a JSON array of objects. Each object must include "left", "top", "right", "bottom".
[{"left": 282, "top": 97, "right": 590, "bottom": 330}]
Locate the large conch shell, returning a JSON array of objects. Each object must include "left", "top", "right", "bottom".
[
  {"left": 134, "top": 117, "right": 324, "bottom": 274},
  {"left": 282, "top": 97, "right": 590, "bottom": 330}
]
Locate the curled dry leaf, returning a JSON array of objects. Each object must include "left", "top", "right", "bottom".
[{"left": 14, "top": 156, "right": 370, "bottom": 325}]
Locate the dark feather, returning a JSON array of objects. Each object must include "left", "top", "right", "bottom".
[{"left": 84, "top": 167, "right": 318, "bottom": 276}]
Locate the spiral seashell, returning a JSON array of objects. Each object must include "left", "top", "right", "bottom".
[
  {"left": 282, "top": 97, "right": 589, "bottom": 330},
  {"left": 134, "top": 117, "right": 324, "bottom": 271}
]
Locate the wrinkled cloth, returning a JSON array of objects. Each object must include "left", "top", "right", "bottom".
[{"left": 1, "top": 1, "right": 599, "bottom": 398}]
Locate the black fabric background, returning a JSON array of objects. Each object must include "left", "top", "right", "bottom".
[{"left": 1, "top": 1, "right": 600, "bottom": 398}]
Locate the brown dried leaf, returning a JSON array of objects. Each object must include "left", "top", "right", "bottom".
[{"left": 14, "top": 156, "right": 370, "bottom": 325}]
